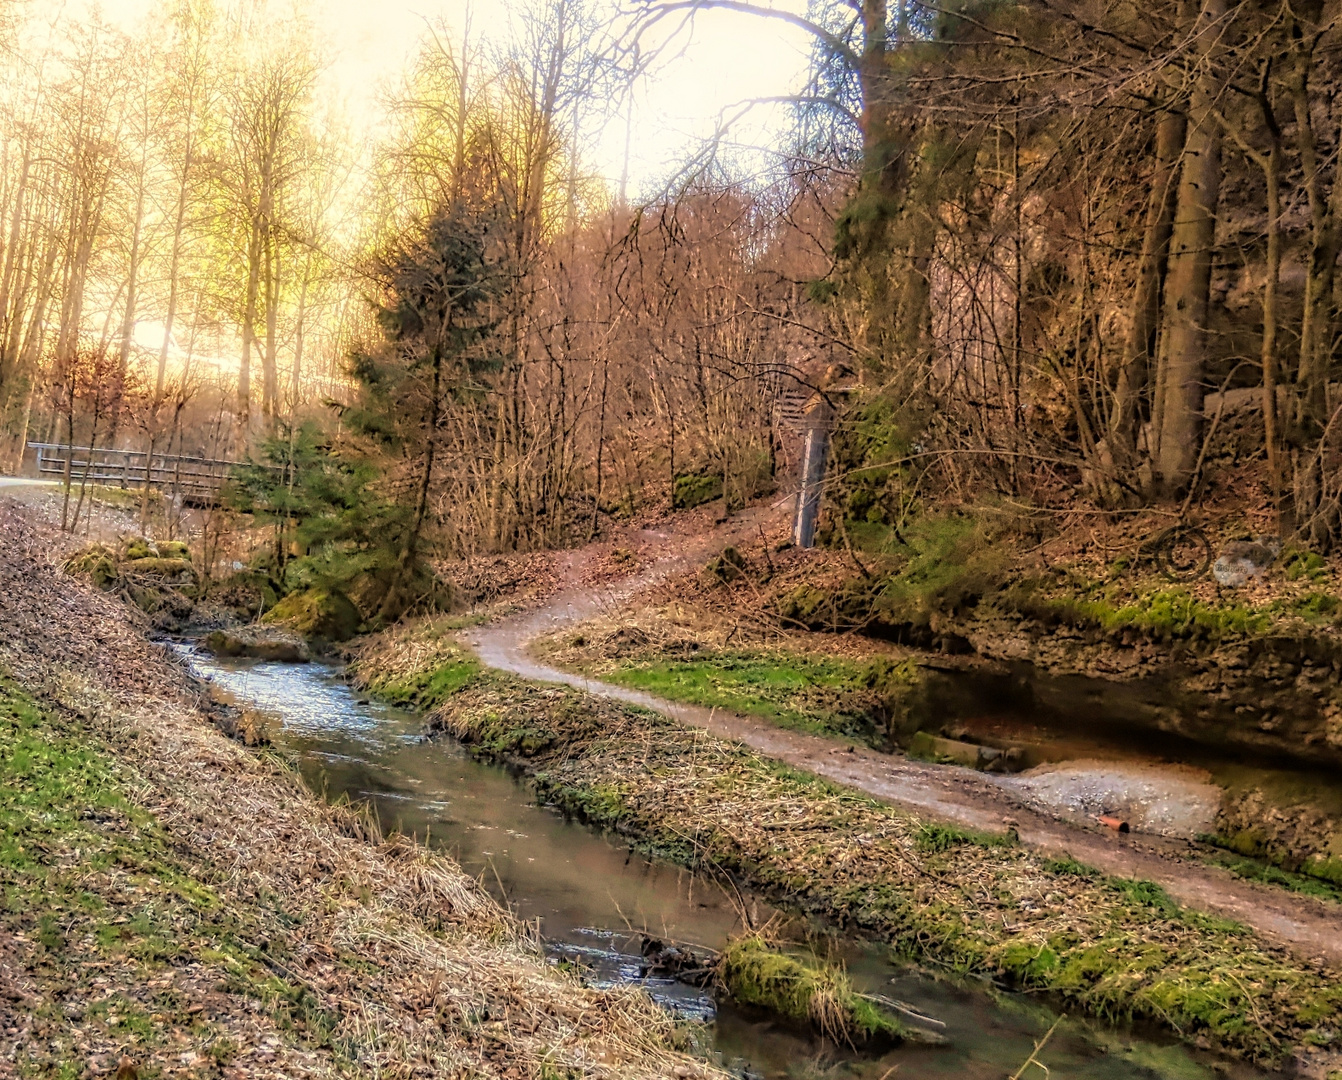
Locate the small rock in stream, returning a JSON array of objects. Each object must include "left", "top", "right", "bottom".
[{"left": 640, "top": 937, "right": 717, "bottom": 988}]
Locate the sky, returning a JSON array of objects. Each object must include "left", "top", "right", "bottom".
[
  {"left": 88, "top": 0, "right": 819, "bottom": 197},
  {"left": 318, "top": 0, "right": 819, "bottom": 195}
]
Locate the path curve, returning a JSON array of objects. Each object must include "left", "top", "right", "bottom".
[{"left": 465, "top": 519, "right": 1342, "bottom": 967}]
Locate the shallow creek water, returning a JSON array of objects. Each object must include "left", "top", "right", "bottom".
[{"left": 181, "top": 648, "right": 1268, "bottom": 1080}]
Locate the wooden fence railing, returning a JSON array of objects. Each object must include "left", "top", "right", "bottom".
[{"left": 28, "top": 443, "right": 243, "bottom": 504}]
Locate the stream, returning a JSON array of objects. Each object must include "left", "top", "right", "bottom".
[{"left": 180, "top": 647, "right": 1269, "bottom": 1080}]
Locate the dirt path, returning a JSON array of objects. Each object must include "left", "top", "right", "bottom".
[{"left": 467, "top": 518, "right": 1342, "bottom": 968}]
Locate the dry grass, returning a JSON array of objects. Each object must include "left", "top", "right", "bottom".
[{"left": 0, "top": 500, "right": 722, "bottom": 1080}]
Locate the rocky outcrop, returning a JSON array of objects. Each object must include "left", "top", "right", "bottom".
[
  {"left": 199, "top": 626, "right": 309, "bottom": 663},
  {"left": 261, "top": 588, "right": 361, "bottom": 643},
  {"left": 959, "top": 615, "right": 1342, "bottom": 767}
]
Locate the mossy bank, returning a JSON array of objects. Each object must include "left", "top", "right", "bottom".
[{"left": 412, "top": 669, "right": 1341, "bottom": 1069}]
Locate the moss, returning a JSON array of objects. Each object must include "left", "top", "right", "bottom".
[
  {"left": 123, "top": 538, "right": 155, "bottom": 560},
  {"left": 263, "top": 589, "right": 362, "bottom": 642},
  {"left": 366, "top": 652, "right": 480, "bottom": 709},
  {"left": 1017, "top": 586, "right": 1271, "bottom": 641},
  {"left": 63, "top": 545, "right": 118, "bottom": 588},
  {"left": 125, "top": 556, "right": 194, "bottom": 578},
  {"left": 1291, "top": 591, "right": 1341, "bottom": 621},
  {"left": 601, "top": 649, "right": 920, "bottom": 749},
  {"left": 1283, "top": 549, "right": 1329, "bottom": 582},
  {"left": 673, "top": 473, "right": 724, "bottom": 510},
  {"left": 718, "top": 936, "right": 909, "bottom": 1046}
]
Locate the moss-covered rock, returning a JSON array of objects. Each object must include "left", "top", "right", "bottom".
[
  {"left": 263, "top": 589, "right": 361, "bottom": 642},
  {"left": 156, "top": 540, "right": 192, "bottom": 561},
  {"left": 673, "top": 473, "right": 724, "bottom": 510},
  {"left": 125, "top": 557, "right": 194, "bottom": 580},
  {"left": 718, "top": 936, "right": 915, "bottom": 1047},
  {"left": 63, "top": 545, "right": 118, "bottom": 588},
  {"left": 122, "top": 538, "right": 154, "bottom": 561},
  {"left": 200, "top": 627, "right": 309, "bottom": 663}
]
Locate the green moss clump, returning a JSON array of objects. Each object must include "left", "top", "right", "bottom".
[
  {"left": 602, "top": 649, "right": 920, "bottom": 749},
  {"left": 673, "top": 473, "right": 724, "bottom": 510},
  {"left": 718, "top": 936, "right": 909, "bottom": 1046},
  {"left": 263, "top": 589, "right": 362, "bottom": 642},
  {"left": 125, "top": 557, "right": 194, "bottom": 578},
  {"left": 1283, "top": 549, "right": 1329, "bottom": 582},
  {"left": 63, "top": 544, "right": 118, "bottom": 588},
  {"left": 1018, "top": 586, "right": 1270, "bottom": 641}
]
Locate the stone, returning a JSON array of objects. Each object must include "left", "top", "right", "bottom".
[
  {"left": 200, "top": 627, "right": 309, "bottom": 663},
  {"left": 262, "top": 588, "right": 362, "bottom": 642},
  {"left": 1212, "top": 535, "right": 1280, "bottom": 587}
]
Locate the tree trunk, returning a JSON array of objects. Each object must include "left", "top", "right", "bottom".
[
  {"left": 238, "top": 215, "right": 261, "bottom": 439},
  {"left": 1110, "top": 105, "right": 1185, "bottom": 462},
  {"left": 1152, "top": 0, "right": 1224, "bottom": 495},
  {"left": 262, "top": 220, "right": 279, "bottom": 422},
  {"left": 381, "top": 342, "right": 443, "bottom": 620}
]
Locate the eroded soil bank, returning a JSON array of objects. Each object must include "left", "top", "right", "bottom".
[{"left": 0, "top": 500, "right": 715, "bottom": 1080}]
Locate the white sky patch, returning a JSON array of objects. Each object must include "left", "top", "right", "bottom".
[{"left": 83, "top": 0, "right": 815, "bottom": 197}]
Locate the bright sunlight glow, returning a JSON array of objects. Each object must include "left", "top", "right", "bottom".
[{"left": 83, "top": 0, "right": 816, "bottom": 196}]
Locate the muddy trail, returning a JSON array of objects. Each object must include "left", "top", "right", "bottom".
[{"left": 465, "top": 519, "right": 1342, "bottom": 968}]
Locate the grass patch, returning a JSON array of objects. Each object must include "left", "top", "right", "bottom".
[
  {"left": 1203, "top": 849, "right": 1342, "bottom": 903},
  {"left": 79, "top": 485, "right": 166, "bottom": 512},
  {"left": 362, "top": 646, "right": 481, "bottom": 709},
  {"left": 601, "top": 650, "right": 919, "bottom": 749},
  {"left": 914, "top": 822, "right": 1015, "bottom": 853}
]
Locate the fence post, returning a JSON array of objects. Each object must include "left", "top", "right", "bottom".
[{"left": 793, "top": 398, "right": 833, "bottom": 550}]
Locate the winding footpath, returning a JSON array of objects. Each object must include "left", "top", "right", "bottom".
[{"left": 465, "top": 514, "right": 1342, "bottom": 968}]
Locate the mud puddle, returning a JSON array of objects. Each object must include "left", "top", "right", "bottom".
[{"left": 178, "top": 646, "right": 1268, "bottom": 1080}]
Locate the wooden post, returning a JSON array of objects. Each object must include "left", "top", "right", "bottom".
[{"left": 793, "top": 396, "right": 833, "bottom": 549}]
